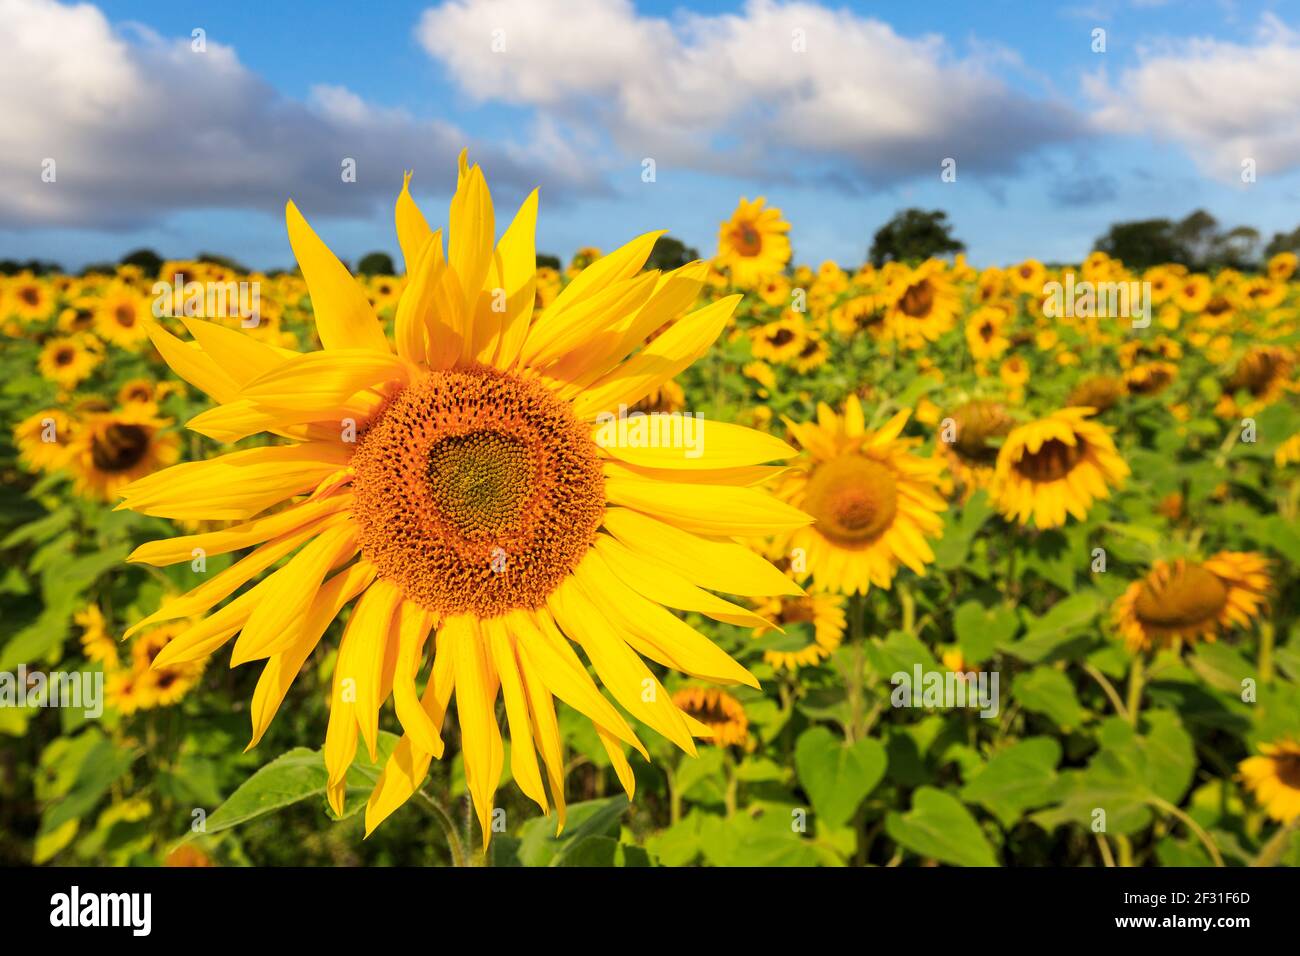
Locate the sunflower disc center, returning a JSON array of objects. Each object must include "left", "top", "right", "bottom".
[
  {"left": 1015, "top": 438, "right": 1086, "bottom": 482},
  {"left": 91, "top": 424, "right": 150, "bottom": 472},
  {"left": 351, "top": 366, "right": 605, "bottom": 618},
  {"left": 1134, "top": 563, "right": 1227, "bottom": 628},
  {"left": 805, "top": 455, "right": 898, "bottom": 546},
  {"left": 427, "top": 431, "right": 534, "bottom": 537}
]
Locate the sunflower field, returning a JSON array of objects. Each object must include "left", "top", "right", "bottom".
[{"left": 3, "top": 171, "right": 1300, "bottom": 870}]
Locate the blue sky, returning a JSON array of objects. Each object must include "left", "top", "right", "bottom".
[{"left": 4, "top": 0, "right": 1300, "bottom": 271}]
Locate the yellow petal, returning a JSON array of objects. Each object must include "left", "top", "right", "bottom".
[
  {"left": 574, "top": 549, "right": 760, "bottom": 687},
  {"left": 117, "top": 442, "right": 353, "bottom": 520},
  {"left": 236, "top": 349, "right": 409, "bottom": 412},
  {"left": 286, "top": 200, "right": 390, "bottom": 353},
  {"left": 447, "top": 162, "right": 495, "bottom": 363},
  {"left": 395, "top": 171, "right": 433, "bottom": 275},
  {"left": 128, "top": 494, "right": 351, "bottom": 566},
  {"left": 482, "top": 188, "right": 538, "bottom": 369},
  {"left": 247, "top": 561, "right": 376, "bottom": 750},
  {"left": 595, "top": 417, "right": 796, "bottom": 470},
  {"left": 448, "top": 615, "right": 502, "bottom": 846},
  {"left": 592, "top": 535, "right": 770, "bottom": 629},
  {"left": 144, "top": 320, "right": 238, "bottom": 403},
  {"left": 604, "top": 476, "right": 811, "bottom": 536},
  {"left": 484, "top": 617, "right": 548, "bottom": 813},
  {"left": 573, "top": 295, "right": 740, "bottom": 419},
  {"left": 393, "top": 230, "right": 444, "bottom": 364},
  {"left": 601, "top": 507, "right": 802, "bottom": 597},
  {"left": 229, "top": 522, "right": 360, "bottom": 666},
  {"left": 391, "top": 601, "right": 440, "bottom": 756},
  {"left": 548, "top": 578, "right": 696, "bottom": 755},
  {"left": 345, "top": 579, "right": 404, "bottom": 761}
]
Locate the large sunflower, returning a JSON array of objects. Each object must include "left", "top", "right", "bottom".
[
  {"left": 1112, "top": 552, "right": 1270, "bottom": 652},
  {"left": 990, "top": 408, "right": 1128, "bottom": 529},
  {"left": 773, "top": 396, "right": 946, "bottom": 595},
  {"left": 715, "top": 197, "right": 791, "bottom": 287},
  {"left": 117, "top": 154, "right": 808, "bottom": 843}
]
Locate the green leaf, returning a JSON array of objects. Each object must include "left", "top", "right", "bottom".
[
  {"left": 1013, "top": 667, "right": 1086, "bottom": 730},
  {"left": 885, "top": 787, "right": 998, "bottom": 867},
  {"left": 934, "top": 493, "right": 995, "bottom": 571},
  {"left": 960, "top": 737, "right": 1062, "bottom": 829},
  {"left": 953, "top": 600, "right": 1019, "bottom": 661},
  {"left": 1005, "top": 590, "right": 1103, "bottom": 662},
  {"left": 201, "top": 747, "right": 326, "bottom": 835},
  {"left": 794, "top": 726, "right": 886, "bottom": 828}
]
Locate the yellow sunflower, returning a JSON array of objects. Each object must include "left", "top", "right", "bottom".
[
  {"left": 116, "top": 154, "right": 808, "bottom": 845},
  {"left": 750, "top": 591, "right": 846, "bottom": 671},
  {"left": 884, "top": 261, "right": 959, "bottom": 346},
  {"left": 715, "top": 197, "right": 791, "bottom": 287},
  {"left": 830, "top": 294, "right": 885, "bottom": 339},
  {"left": 38, "top": 335, "right": 101, "bottom": 389},
  {"left": 670, "top": 687, "right": 749, "bottom": 748},
  {"left": 67, "top": 406, "right": 179, "bottom": 501},
  {"left": 14, "top": 408, "right": 74, "bottom": 472},
  {"left": 1266, "top": 251, "right": 1297, "bottom": 282},
  {"left": 1112, "top": 552, "right": 1270, "bottom": 652},
  {"left": 76, "top": 603, "right": 119, "bottom": 669},
  {"left": 1275, "top": 432, "right": 1300, "bottom": 467},
  {"left": 774, "top": 397, "right": 946, "bottom": 595},
  {"left": 1009, "top": 259, "right": 1047, "bottom": 295},
  {"left": 94, "top": 282, "right": 152, "bottom": 349},
  {"left": 965, "top": 305, "right": 1012, "bottom": 361},
  {"left": 750, "top": 312, "right": 808, "bottom": 363},
  {"left": 6, "top": 273, "right": 52, "bottom": 322},
  {"left": 991, "top": 408, "right": 1129, "bottom": 529},
  {"left": 1240, "top": 740, "right": 1300, "bottom": 824},
  {"left": 1173, "top": 274, "right": 1212, "bottom": 313}
]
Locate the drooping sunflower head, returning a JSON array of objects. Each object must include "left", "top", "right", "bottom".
[
  {"left": 670, "top": 687, "right": 749, "bottom": 748},
  {"left": 117, "top": 152, "right": 810, "bottom": 846},
  {"left": 1066, "top": 374, "right": 1126, "bottom": 414},
  {"left": 1225, "top": 346, "right": 1294, "bottom": 404},
  {"left": 1124, "top": 360, "right": 1178, "bottom": 397},
  {"left": 715, "top": 197, "right": 791, "bottom": 288},
  {"left": 775, "top": 396, "right": 946, "bottom": 595},
  {"left": 751, "top": 591, "right": 846, "bottom": 672},
  {"left": 1240, "top": 739, "right": 1300, "bottom": 824},
  {"left": 991, "top": 407, "right": 1129, "bottom": 529},
  {"left": 1112, "top": 552, "right": 1270, "bottom": 652},
  {"left": 941, "top": 399, "right": 1012, "bottom": 496}
]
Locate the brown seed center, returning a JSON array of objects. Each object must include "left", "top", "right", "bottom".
[
  {"left": 1014, "top": 438, "right": 1086, "bottom": 483},
  {"left": 1134, "top": 563, "right": 1228, "bottom": 629},
  {"left": 805, "top": 455, "right": 898, "bottom": 546}
]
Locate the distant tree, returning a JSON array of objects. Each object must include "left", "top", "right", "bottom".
[
  {"left": 80, "top": 261, "right": 118, "bottom": 276},
  {"left": 197, "top": 252, "right": 250, "bottom": 273},
  {"left": 536, "top": 253, "right": 561, "bottom": 270},
  {"left": 646, "top": 235, "right": 699, "bottom": 272},
  {"left": 356, "top": 251, "right": 396, "bottom": 276},
  {"left": 1264, "top": 226, "right": 1300, "bottom": 259},
  {"left": 868, "top": 209, "right": 964, "bottom": 266},
  {"left": 0, "top": 258, "right": 62, "bottom": 275},
  {"left": 1095, "top": 211, "right": 1263, "bottom": 272},
  {"left": 119, "top": 248, "right": 163, "bottom": 276},
  {"left": 1094, "top": 218, "right": 1185, "bottom": 270}
]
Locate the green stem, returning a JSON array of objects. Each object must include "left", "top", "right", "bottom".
[
  {"left": 1258, "top": 621, "right": 1275, "bottom": 685},
  {"left": 1125, "top": 654, "right": 1146, "bottom": 727},
  {"left": 1148, "top": 795, "right": 1224, "bottom": 867},
  {"left": 415, "top": 788, "right": 467, "bottom": 868},
  {"left": 1251, "top": 819, "right": 1298, "bottom": 868}
]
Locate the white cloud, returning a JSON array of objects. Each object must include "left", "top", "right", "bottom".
[
  {"left": 416, "top": 0, "right": 1082, "bottom": 186},
  {"left": 1087, "top": 14, "right": 1300, "bottom": 180},
  {"left": 0, "top": 0, "right": 598, "bottom": 229}
]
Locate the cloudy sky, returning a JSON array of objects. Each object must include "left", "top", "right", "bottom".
[{"left": 3, "top": 0, "right": 1300, "bottom": 271}]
